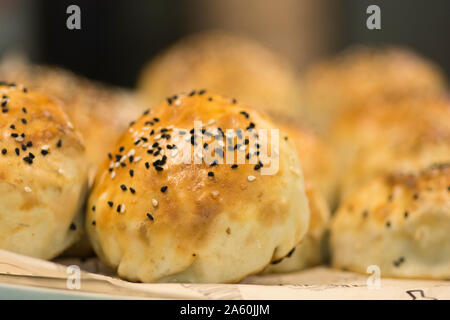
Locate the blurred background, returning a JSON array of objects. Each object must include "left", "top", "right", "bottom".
[{"left": 0, "top": 0, "right": 449, "bottom": 88}]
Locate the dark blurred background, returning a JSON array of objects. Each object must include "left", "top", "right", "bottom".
[{"left": 0, "top": 0, "right": 449, "bottom": 88}]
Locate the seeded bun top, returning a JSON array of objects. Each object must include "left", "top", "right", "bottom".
[
  {"left": 0, "top": 82, "right": 88, "bottom": 259},
  {"left": 0, "top": 56, "right": 143, "bottom": 182},
  {"left": 330, "top": 163, "right": 450, "bottom": 280},
  {"left": 86, "top": 91, "right": 310, "bottom": 283},
  {"left": 138, "top": 31, "right": 302, "bottom": 123}
]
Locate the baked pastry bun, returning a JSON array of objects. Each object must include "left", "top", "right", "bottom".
[
  {"left": 138, "top": 31, "right": 302, "bottom": 123},
  {"left": 302, "top": 46, "right": 447, "bottom": 133},
  {"left": 0, "top": 82, "right": 88, "bottom": 259},
  {"left": 86, "top": 92, "right": 310, "bottom": 283},
  {"left": 263, "top": 123, "right": 332, "bottom": 273},
  {"left": 332, "top": 96, "right": 450, "bottom": 198},
  {"left": 330, "top": 163, "right": 450, "bottom": 280},
  {"left": 0, "top": 55, "right": 143, "bottom": 183}
]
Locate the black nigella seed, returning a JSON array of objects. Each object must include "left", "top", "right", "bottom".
[
  {"left": 92, "top": 205, "right": 96, "bottom": 212},
  {"left": 120, "top": 184, "right": 127, "bottom": 191},
  {"left": 208, "top": 171, "right": 214, "bottom": 177},
  {"left": 92, "top": 221, "right": 96, "bottom": 226},
  {"left": 70, "top": 223, "right": 76, "bottom": 231},
  {"left": 15, "top": 148, "right": 19, "bottom": 156},
  {"left": 108, "top": 201, "right": 113, "bottom": 208},
  {"left": 167, "top": 97, "right": 172, "bottom": 105},
  {"left": 161, "top": 185, "right": 168, "bottom": 193},
  {"left": 146, "top": 213, "right": 154, "bottom": 221},
  {"left": 231, "top": 164, "right": 238, "bottom": 169},
  {"left": 26, "top": 141, "right": 32, "bottom": 147},
  {"left": 129, "top": 169, "right": 134, "bottom": 177},
  {"left": 21, "top": 118, "right": 27, "bottom": 124},
  {"left": 130, "top": 187, "right": 136, "bottom": 194},
  {"left": 119, "top": 146, "right": 124, "bottom": 152},
  {"left": 57, "top": 139, "right": 62, "bottom": 148},
  {"left": 1, "top": 149, "right": 6, "bottom": 155},
  {"left": 240, "top": 111, "right": 249, "bottom": 118}
]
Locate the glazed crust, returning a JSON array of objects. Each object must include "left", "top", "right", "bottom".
[
  {"left": 0, "top": 83, "right": 88, "bottom": 259},
  {"left": 330, "top": 163, "right": 450, "bottom": 280},
  {"left": 86, "top": 92, "right": 310, "bottom": 283},
  {"left": 138, "top": 31, "right": 302, "bottom": 123}
]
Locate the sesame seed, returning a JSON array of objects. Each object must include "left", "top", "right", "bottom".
[
  {"left": 247, "top": 175, "right": 256, "bottom": 182},
  {"left": 152, "top": 199, "right": 158, "bottom": 207},
  {"left": 24, "top": 186, "right": 32, "bottom": 193}
]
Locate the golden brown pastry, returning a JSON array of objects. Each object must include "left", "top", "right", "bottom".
[
  {"left": 86, "top": 92, "right": 310, "bottom": 283},
  {"left": 0, "top": 82, "right": 88, "bottom": 259},
  {"left": 138, "top": 31, "right": 302, "bottom": 123},
  {"left": 282, "top": 122, "right": 336, "bottom": 204},
  {"left": 331, "top": 96, "right": 450, "bottom": 198},
  {"left": 302, "top": 46, "right": 447, "bottom": 133},
  {"left": 263, "top": 123, "right": 333, "bottom": 273},
  {"left": 0, "top": 55, "right": 143, "bottom": 183},
  {"left": 330, "top": 163, "right": 450, "bottom": 280}
]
